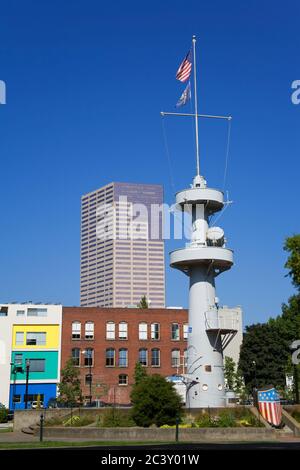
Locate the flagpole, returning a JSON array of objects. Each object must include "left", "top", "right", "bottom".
[{"left": 192, "top": 35, "right": 200, "bottom": 176}]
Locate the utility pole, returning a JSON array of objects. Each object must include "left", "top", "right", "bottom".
[{"left": 24, "top": 359, "right": 30, "bottom": 409}]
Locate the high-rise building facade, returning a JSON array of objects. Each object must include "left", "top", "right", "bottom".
[{"left": 80, "top": 182, "right": 165, "bottom": 308}]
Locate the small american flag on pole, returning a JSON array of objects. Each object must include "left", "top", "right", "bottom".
[
  {"left": 176, "top": 50, "right": 192, "bottom": 82},
  {"left": 258, "top": 387, "right": 282, "bottom": 427}
]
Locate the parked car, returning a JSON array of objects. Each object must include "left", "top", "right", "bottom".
[
  {"left": 31, "top": 401, "right": 44, "bottom": 409},
  {"left": 47, "top": 398, "right": 66, "bottom": 408},
  {"left": 83, "top": 400, "right": 106, "bottom": 408}
]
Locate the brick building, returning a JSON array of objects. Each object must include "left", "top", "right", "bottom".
[{"left": 61, "top": 307, "right": 188, "bottom": 405}]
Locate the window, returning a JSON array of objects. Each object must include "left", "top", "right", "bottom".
[
  {"left": 26, "top": 332, "right": 46, "bottom": 346},
  {"left": 184, "top": 349, "right": 188, "bottom": 368},
  {"left": 171, "top": 323, "right": 180, "bottom": 341},
  {"left": 14, "top": 354, "right": 23, "bottom": 366},
  {"left": 27, "top": 308, "right": 47, "bottom": 317},
  {"left": 0, "top": 306, "right": 8, "bottom": 316},
  {"left": 72, "top": 348, "right": 80, "bottom": 366},
  {"left": 183, "top": 324, "right": 188, "bottom": 340},
  {"left": 85, "top": 322, "right": 94, "bottom": 340},
  {"left": 72, "top": 322, "right": 81, "bottom": 340},
  {"left": 106, "top": 348, "right": 115, "bottom": 367},
  {"left": 151, "top": 348, "right": 160, "bottom": 367},
  {"left": 119, "top": 374, "right": 128, "bottom": 385},
  {"left": 106, "top": 322, "right": 115, "bottom": 340},
  {"left": 29, "top": 359, "right": 45, "bottom": 372},
  {"left": 118, "top": 349, "right": 128, "bottom": 367},
  {"left": 16, "top": 310, "right": 25, "bottom": 317},
  {"left": 171, "top": 349, "right": 180, "bottom": 368},
  {"left": 139, "top": 348, "right": 148, "bottom": 366},
  {"left": 119, "top": 322, "right": 128, "bottom": 340},
  {"left": 151, "top": 323, "right": 160, "bottom": 340},
  {"left": 13, "top": 354, "right": 23, "bottom": 373},
  {"left": 139, "top": 322, "right": 148, "bottom": 340},
  {"left": 13, "top": 395, "right": 21, "bottom": 403},
  {"left": 15, "top": 332, "right": 24, "bottom": 346},
  {"left": 84, "top": 348, "right": 94, "bottom": 366},
  {"left": 85, "top": 374, "right": 92, "bottom": 385},
  {"left": 26, "top": 394, "right": 44, "bottom": 403}
]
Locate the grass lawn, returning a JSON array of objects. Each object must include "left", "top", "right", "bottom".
[
  {"left": 0, "top": 429, "right": 13, "bottom": 433},
  {"left": 0, "top": 440, "right": 173, "bottom": 450}
]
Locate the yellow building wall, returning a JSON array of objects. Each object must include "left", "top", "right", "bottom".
[{"left": 12, "top": 324, "right": 60, "bottom": 349}]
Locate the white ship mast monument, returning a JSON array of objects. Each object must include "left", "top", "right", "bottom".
[{"left": 162, "top": 36, "right": 238, "bottom": 407}]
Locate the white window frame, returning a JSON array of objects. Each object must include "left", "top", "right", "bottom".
[
  {"left": 139, "top": 348, "right": 148, "bottom": 366},
  {"left": 139, "top": 322, "right": 148, "bottom": 340},
  {"left": 106, "top": 322, "right": 115, "bottom": 340},
  {"left": 85, "top": 322, "right": 94, "bottom": 340},
  {"left": 171, "top": 349, "right": 180, "bottom": 367},
  {"left": 26, "top": 332, "right": 46, "bottom": 346},
  {"left": 183, "top": 324, "right": 189, "bottom": 340},
  {"left": 151, "top": 323, "right": 160, "bottom": 340},
  {"left": 119, "top": 322, "right": 128, "bottom": 340},
  {"left": 171, "top": 323, "right": 180, "bottom": 341},
  {"left": 15, "top": 332, "right": 24, "bottom": 346},
  {"left": 72, "top": 322, "right": 81, "bottom": 340}
]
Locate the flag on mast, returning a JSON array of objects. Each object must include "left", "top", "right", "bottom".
[
  {"left": 176, "top": 82, "right": 191, "bottom": 107},
  {"left": 176, "top": 50, "right": 192, "bottom": 82}
]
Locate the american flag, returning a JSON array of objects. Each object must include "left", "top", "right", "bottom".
[
  {"left": 176, "top": 82, "right": 191, "bottom": 107},
  {"left": 176, "top": 50, "right": 192, "bottom": 82},
  {"left": 258, "top": 387, "right": 282, "bottom": 427}
]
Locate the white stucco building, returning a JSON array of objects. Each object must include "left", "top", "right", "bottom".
[{"left": 0, "top": 303, "right": 62, "bottom": 409}]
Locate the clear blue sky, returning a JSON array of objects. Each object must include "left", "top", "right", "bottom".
[{"left": 0, "top": 0, "right": 299, "bottom": 326}]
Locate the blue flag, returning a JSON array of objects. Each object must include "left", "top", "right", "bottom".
[{"left": 176, "top": 82, "right": 191, "bottom": 107}]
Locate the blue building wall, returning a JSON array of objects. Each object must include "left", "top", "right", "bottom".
[{"left": 9, "top": 383, "right": 57, "bottom": 410}]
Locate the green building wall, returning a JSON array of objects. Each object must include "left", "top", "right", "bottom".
[{"left": 10, "top": 351, "right": 59, "bottom": 381}]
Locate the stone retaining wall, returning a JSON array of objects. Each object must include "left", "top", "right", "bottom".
[{"left": 41, "top": 426, "right": 276, "bottom": 442}]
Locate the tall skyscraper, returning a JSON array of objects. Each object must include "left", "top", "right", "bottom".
[{"left": 80, "top": 182, "right": 165, "bottom": 308}]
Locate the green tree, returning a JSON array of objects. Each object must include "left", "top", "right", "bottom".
[
  {"left": 137, "top": 295, "right": 148, "bottom": 308},
  {"left": 224, "top": 356, "right": 236, "bottom": 390},
  {"left": 58, "top": 358, "right": 83, "bottom": 406},
  {"left": 284, "top": 235, "right": 300, "bottom": 290},
  {"left": 0, "top": 404, "right": 8, "bottom": 424},
  {"left": 130, "top": 374, "right": 183, "bottom": 427},
  {"left": 224, "top": 357, "right": 246, "bottom": 398},
  {"left": 238, "top": 323, "right": 289, "bottom": 393},
  {"left": 239, "top": 235, "right": 300, "bottom": 396},
  {"left": 133, "top": 362, "right": 148, "bottom": 386}
]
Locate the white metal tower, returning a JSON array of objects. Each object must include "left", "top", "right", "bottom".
[
  {"left": 167, "top": 37, "right": 238, "bottom": 407},
  {"left": 170, "top": 174, "right": 237, "bottom": 407}
]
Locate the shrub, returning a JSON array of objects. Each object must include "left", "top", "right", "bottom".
[
  {"left": 97, "top": 409, "right": 135, "bottom": 427},
  {"left": 217, "top": 410, "right": 237, "bottom": 427},
  {"left": 194, "top": 408, "right": 262, "bottom": 428},
  {"left": 130, "top": 374, "right": 183, "bottom": 427},
  {"left": 44, "top": 416, "right": 65, "bottom": 427},
  {"left": 194, "top": 412, "right": 218, "bottom": 428},
  {"left": 0, "top": 404, "right": 8, "bottom": 424},
  {"left": 291, "top": 410, "right": 300, "bottom": 423}
]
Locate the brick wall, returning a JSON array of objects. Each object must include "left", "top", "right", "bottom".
[{"left": 61, "top": 307, "right": 188, "bottom": 404}]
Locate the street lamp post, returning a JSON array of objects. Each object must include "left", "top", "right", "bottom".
[
  {"left": 24, "top": 359, "right": 30, "bottom": 410},
  {"left": 10, "top": 362, "right": 16, "bottom": 410},
  {"left": 252, "top": 360, "right": 258, "bottom": 408}
]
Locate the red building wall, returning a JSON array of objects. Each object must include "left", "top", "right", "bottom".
[{"left": 61, "top": 307, "right": 188, "bottom": 405}]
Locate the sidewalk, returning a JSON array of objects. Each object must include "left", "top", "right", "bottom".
[{"left": 0, "top": 432, "right": 38, "bottom": 443}]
